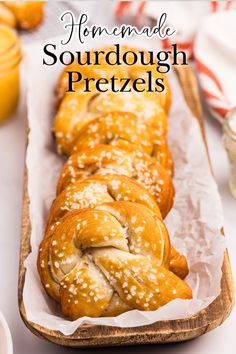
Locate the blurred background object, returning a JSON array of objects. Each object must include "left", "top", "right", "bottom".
[
  {"left": 195, "top": 10, "right": 236, "bottom": 123},
  {"left": 0, "top": 25, "right": 21, "bottom": 123},
  {"left": 18, "top": 1, "right": 84, "bottom": 43},
  {"left": 0, "top": 1, "right": 45, "bottom": 30},
  {"left": 0, "top": 1, "right": 46, "bottom": 124},
  {"left": 0, "top": 1, "right": 84, "bottom": 124},
  {"left": 0, "top": 3, "right": 16, "bottom": 28},
  {"left": 223, "top": 108, "right": 236, "bottom": 199},
  {"left": 4, "top": 1, "right": 45, "bottom": 30}
]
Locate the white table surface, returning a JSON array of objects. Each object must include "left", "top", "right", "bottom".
[{"left": 0, "top": 75, "right": 235, "bottom": 354}]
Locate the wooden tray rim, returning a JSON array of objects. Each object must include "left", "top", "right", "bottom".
[{"left": 18, "top": 65, "right": 235, "bottom": 347}]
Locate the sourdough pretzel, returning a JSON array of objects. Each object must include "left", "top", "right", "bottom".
[
  {"left": 72, "top": 111, "right": 154, "bottom": 155},
  {"left": 56, "top": 144, "right": 174, "bottom": 218},
  {"left": 55, "top": 102, "right": 173, "bottom": 175},
  {"left": 46, "top": 173, "right": 189, "bottom": 280},
  {"left": 38, "top": 202, "right": 192, "bottom": 319},
  {"left": 46, "top": 174, "right": 162, "bottom": 230},
  {"left": 71, "top": 111, "right": 173, "bottom": 175}
]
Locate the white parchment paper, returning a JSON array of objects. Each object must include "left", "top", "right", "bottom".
[{"left": 22, "top": 36, "right": 226, "bottom": 335}]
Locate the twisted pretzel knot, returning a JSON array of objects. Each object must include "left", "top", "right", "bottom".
[
  {"left": 38, "top": 202, "right": 191, "bottom": 320},
  {"left": 47, "top": 173, "right": 188, "bottom": 280},
  {"left": 73, "top": 111, "right": 173, "bottom": 175},
  {"left": 54, "top": 86, "right": 170, "bottom": 152},
  {"left": 47, "top": 174, "right": 162, "bottom": 230},
  {"left": 57, "top": 144, "right": 174, "bottom": 218},
  {"left": 54, "top": 91, "right": 173, "bottom": 172},
  {"left": 72, "top": 111, "right": 154, "bottom": 155}
]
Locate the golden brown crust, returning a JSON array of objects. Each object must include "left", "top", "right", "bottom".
[
  {"left": 169, "top": 246, "right": 189, "bottom": 279},
  {"left": 56, "top": 144, "right": 174, "bottom": 218},
  {"left": 46, "top": 174, "right": 162, "bottom": 231},
  {"left": 38, "top": 202, "right": 191, "bottom": 320},
  {"left": 54, "top": 87, "right": 173, "bottom": 175},
  {"left": 72, "top": 111, "right": 154, "bottom": 156},
  {"left": 46, "top": 172, "right": 188, "bottom": 281}
]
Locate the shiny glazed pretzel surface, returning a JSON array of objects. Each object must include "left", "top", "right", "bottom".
[
  {"left": 57, "top": 144, "right": 174, "bottom": 218},
  {"left": 54, "top": 93, "right": 173, "bottom": 173},
  {"left": 38, "top": 202, "right": 192, "bottom": 320},
  {"left": 46, "top": 174, "right": 162, "bottom": 230},
  {"left": 46, "top": 173, "right": 188, "bottom": 282}
]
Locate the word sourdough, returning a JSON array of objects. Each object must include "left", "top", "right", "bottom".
[
  {"left": 43, "top": 43, "right": 187, "bottom": 93},
  {"left": 42, "top": 13, "right": 188, "bottom": 93}
]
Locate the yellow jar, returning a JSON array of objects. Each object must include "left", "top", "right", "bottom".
[{"left": 0, "top": 25, "right": 21, "bottom": 124}]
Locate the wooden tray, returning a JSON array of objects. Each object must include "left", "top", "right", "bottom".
[{"left": 18, "top": 65, "right": 234, "bottom": 347}]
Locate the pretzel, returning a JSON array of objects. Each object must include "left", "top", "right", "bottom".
[
  {"left": 72, "top": 111, "right": 173, "bottom": 175},
  {"left": 38, "top": 202, "right": 192, "bottom": 319},
  {"left": 169, "top": 246, "right": 189, "bottom": 279},
  {"left": 54, "top": 88, "right": 167, "bottom": 151},
  {"left": 46, "top": 173, "right": 188, "bottom": 280},
  {"left": 54, "top": 108, "right": 173, "bottom": 175},
  {"left": 73, "top": 111, "right": 154, "bottom": 155},
  {"left": 56, "top": 144, "right": 174, "bottom": 218},
  {"left": 54, "top": 86, "right": 173, "bottom": 171},
  {"left": 46, "top": 174, "right": 162, "bottom": 230}
]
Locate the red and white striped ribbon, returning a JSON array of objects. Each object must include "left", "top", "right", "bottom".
[
  {"left": 195, "top": 58, "right": 231, "bottom": 121},
  {"left": 194, "top": 9, "right": 236, "bottom": 122}
]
